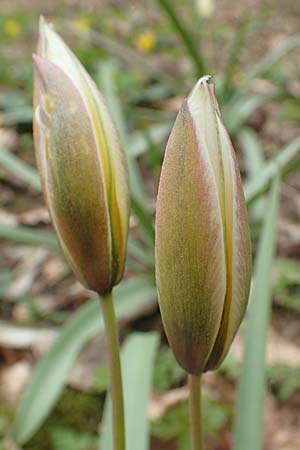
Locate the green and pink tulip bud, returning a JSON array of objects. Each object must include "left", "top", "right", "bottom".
[
  {"left": 155, "top": 76, "right": 252, "bottom": 375},
  {"left": 33, "top": 18, "right": 130, "bottom": 295}
]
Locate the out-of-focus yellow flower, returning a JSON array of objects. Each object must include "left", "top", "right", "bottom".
[
  {"left": 4, "top": 19, "right": 21, "bottom": 37},
  {"left": 196, "top": 0, "right": 215, "bottom": 18},
  {"left": 33, "top": 17, "right": 130, "bottom": 295},
  {"left": 73, "top": 17, "right": 91, "bottom": 33},
  {"left": 155, "top": 76, "right": 252, "bottom": 375},
  {"left": 135, "top": 31, "right": 156, "bottom": 53}
]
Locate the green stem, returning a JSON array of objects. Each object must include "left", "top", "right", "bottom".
[
  {"left": 157, "top": 0, "right": 206, "bottom": 75},
  {"left": 100, "top": 291, "right": 126, "bottom": 450},
  {"left": 188, "top": 374, "right": 204, "bottom": 450}
]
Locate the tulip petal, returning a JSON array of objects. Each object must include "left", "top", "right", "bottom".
[
  {"left": 155, "top": 101, "right": 227, "bottom": 374},
  {"left": 33, "top": 55, "right": 113, "bottom": 292},
  {"left": 204, "top": 114, "right": 252, "bottom": 370}
]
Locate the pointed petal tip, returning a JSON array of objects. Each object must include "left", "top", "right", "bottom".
[
  {"left": 39, "top": 15, "right": 49, "bottom": 37},
  {"left": 38, "top": 15, "right": 56, "bottom": 45},
  {"left": 198, "top": 74, "right": 212, "bottom": 85},
  {"left": 39, "top": 15, "right": 52, "bottom": 32},
  {"left": 39, "top": 15, "right": 46, "bottom": 28}
]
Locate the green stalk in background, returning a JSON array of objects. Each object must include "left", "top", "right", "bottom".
[
  {"left": 233, "top": 175, "right": 280, "bottom": 450},
  {"left": 188, "top": 375, "right": 204, "bottom": 450},
  {"left": 100, "top": 291, "right": 126, "bottom": 450},
  {"left": 157, "top": 0, "right": 206, "bottom": 75}
]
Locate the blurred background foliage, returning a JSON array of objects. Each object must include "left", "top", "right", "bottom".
[{"left": 1, "top": 0, "right": 300, "bottom": 449}]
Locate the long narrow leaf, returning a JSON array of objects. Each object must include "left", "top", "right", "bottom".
[
  {"left": 0, "top": 149, "right": 41, "bottom": 190},
  {"left": 239, "top": 128, "right": 265, "bottom": 220},
  {"left": 233, "top": 175, "right": 280, "bottom": 450},
  {"left": 14, "top": 278, "right": 157, "bottom": 445},
  {"left": 127, "top": 239, "right": 155, "bottom": 268},
  {"left": 245, "top": 137, "right": 300, "bottom": 205},
  {"left": 130, "top": 123, "right": 171, "bottom": 158},
  {"left": 0, "top": 224, "right": 58, "bottom": 249},
  {"left": 100, "top": 332, "right": 159, "bottom": 450},
  {"left": 224, "top": 95, "right": 273, "bottom": 135},
  {"left": 239, "top": 128, "right": 265, "bottom": 177},
  {"left": 0, "top": 222, "right": 153, "bottom": 269}
]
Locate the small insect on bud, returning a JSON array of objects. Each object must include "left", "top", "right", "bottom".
[
  {"left": 33, "top": 17, "right": 130, "bottom": 295},
  {"left": 155, "top": 76, "right": 252, "bottom": 374}
]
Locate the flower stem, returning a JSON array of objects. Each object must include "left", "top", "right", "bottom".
[
  {"left": 100, "top": 290, "right": 125, "bottom": 450},
  {"left": 188, "top": 374, "right": 204, "bottom": 450}
]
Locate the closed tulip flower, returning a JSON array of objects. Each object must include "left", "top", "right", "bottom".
[
  {"left": 155, "top": 76, "right": 251, "bottom": 376},
  {"left": 33, "top": 18, "right": 129, "bottom": 295},
  {"left": 33, "top": 18, "right": 129, "bottom": 450}
]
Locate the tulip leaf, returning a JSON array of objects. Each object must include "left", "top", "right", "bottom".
[
  {"left": 127, "top": 238, "right": 155, "bottom": 268},
  {"left": 239, "top": 128, "right": 265, "bottom": 178},
  {"left": 0, "top": 222, "right": 153, "bottom": 270},
  {"left": 224, "top": 94, "right": 273, "bottom": 135},
  {"left": 130, "top": 123, "right": 171, "bottom": 158},
  {"left": 14, "top": 278, "right": 157, "bottom": 445},
  {"left": 245, "top": 137, "right": 300, "bottom": 205},
  {"left": 0, "top": 148, "right": 41, "bottom": 190},
  {"left": 0, "top": 224, "right": 59, "bottom": 249},
  {"left": 100, "top": 332, "right": 159, "bottom": 450},
  {"left": 233, "top": 174, "right": 280, "bottom": 450},
  {"left": 239, "top": 128, "right": 266, "bottom": 221}
]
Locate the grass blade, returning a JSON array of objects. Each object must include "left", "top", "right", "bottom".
[
  {"left": 157, "top": 0, "right": 206, "bottom": 75},
  {"left": 0, "top": 222, "right": 153, "bottom": 269},
  {"left": 233, "top": 174, "right": 280, "bottom": 450},
  {"left": 239, "top": 127, "right": 265, "bottom": 221},
  {"left": 14, "top": 278, "right": 157, "bottom": 445},
  {"left": 239, "top": 128, "right": 265, "bottom": 177},
  {"left": 130, "top": 123, "right": 171, "bottom": 158},
  {"left": 127, "top": 239, "right": 155, "bottom": 268},
  {"left": 245, "top": 137, "right": 300, "bottom": 204},
  {"left": 224, "top": 95, "right": 273, "bottom": 135},
  {"left": 0, "top": 149, "right": 41, "bottom": 190},
  {"left": 0, "top": 224, "right": 58, "bottom": 249},
  {"left": 100, "top": 332, "right": 159, "bottom": 450}
]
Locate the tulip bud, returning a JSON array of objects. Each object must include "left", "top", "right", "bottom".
[
  {"left": 155, "top": 76, "right": 251, "bottom": 375},
  {"left": 33, "top": 18, "right": 129, "bottom": 294}
]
